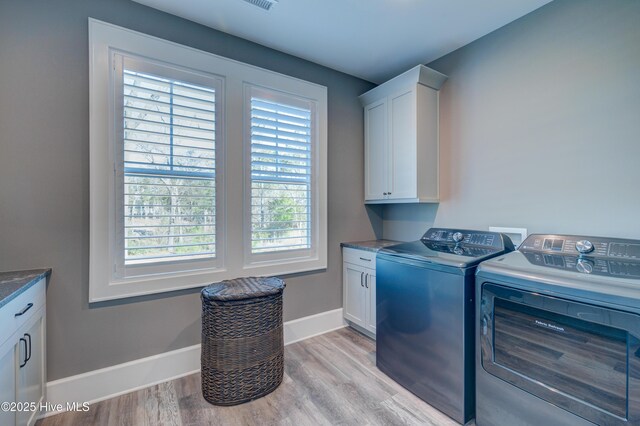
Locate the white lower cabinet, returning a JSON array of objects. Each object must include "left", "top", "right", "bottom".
[
  {"left": 0, "top": 341, "right": 17, "bottom": 426},
  {"left": 0, "top": 278, "right": 47, "bottom": 426},
  {"left": 342, "top": 248, "right": 376, "bottom": 338},
  {"left": 344, "top": 263, "right": 367, "bottom": 326},
  {"left": 16, "top": 313, "right": 45, "bottom": 426}
]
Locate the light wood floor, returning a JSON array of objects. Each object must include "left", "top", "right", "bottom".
[{"left": 37, "top": 327, "right": 458, "bottom": 426}]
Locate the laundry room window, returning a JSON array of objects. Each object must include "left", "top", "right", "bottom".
[
  {"left": 89, "top": 19, "right": 327, "bottom": 301},
  {"left": 108, "top": 53, "right": 225, "bottom": 285},
  {"left": 248, "top": 88, "right": 314, "bottom": 256},
  {"left": 244, "top": 85, "right": 325, "bottom": 267},
  {"left": 120, "top": 60, "right": 219, "bottom": 266}
]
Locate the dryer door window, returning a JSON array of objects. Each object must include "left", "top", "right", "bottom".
[{"left": 480, "top": 283, "right": 640, "bottom": 425}]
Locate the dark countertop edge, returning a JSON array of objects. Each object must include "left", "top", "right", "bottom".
[
  {"left": 341, "top": 239, "right": 401, "bottom": 253},
  {"left": 0, "top": 268, "right": 51, "bottom": 310}
]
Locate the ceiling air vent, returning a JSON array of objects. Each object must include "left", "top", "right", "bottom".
[{"left": 243, "top": 0, "right": 278, "bottom": 11}]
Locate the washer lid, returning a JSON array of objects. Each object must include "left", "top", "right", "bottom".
[{"left": 379, "top": 228, "right": 514, "bottom": 269}]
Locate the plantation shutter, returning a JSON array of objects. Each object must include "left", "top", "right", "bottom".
[
  {"left": 250, "top": 95, "right": 313, "bottom": 253},
  {"left": 122, "top": 66, "right": 217, "bottom": 264}
]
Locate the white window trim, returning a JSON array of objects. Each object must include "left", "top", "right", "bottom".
[{"left": 89, "top": 19, "right": 327, "bottom": 302}]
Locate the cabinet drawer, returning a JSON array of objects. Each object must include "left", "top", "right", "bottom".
[
  {"left": 343, "top": 248, "right": 377, "bottom": 269},
  {"left": 0, "top": 279, "right": 46, "bottom": 346}
]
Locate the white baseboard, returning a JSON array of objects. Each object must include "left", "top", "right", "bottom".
[
  {"left": 283, "top": 307, "right": 346, "bottom": 345},
  {"left": 44, "top": 308, "right": 345, "bottom": 416},
  {"left": 44, "top": 344, "right": 201, "bottom": 417}
]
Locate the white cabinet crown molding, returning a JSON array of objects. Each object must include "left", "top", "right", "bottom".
[{"left": 359, "top": 64, "right": 447, "bottom": 106}]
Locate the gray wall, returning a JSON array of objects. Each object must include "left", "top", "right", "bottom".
[
  {"left": 0, "top": 0, "right": 376, "bottom": 380},
  {"left": 383, "top": 0, "right": 640, "bottom": 242}
]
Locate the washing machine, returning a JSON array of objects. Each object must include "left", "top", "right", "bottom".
[
  {"left": 376, "top": 228, "right": 514, "bottom": 424},
  {"left": 476, "top": 233, "right": 640, "bottom": 426}
]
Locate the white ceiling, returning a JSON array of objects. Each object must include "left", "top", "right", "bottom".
[{"left": 133, "top": 0, "right": 553, "bottom": 83}]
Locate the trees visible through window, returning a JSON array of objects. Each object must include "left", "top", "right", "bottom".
[
  {"left": 249, "top": 95, "right": 312, "bottom": 254},
  {"left": 122, "top": 69, "right": 217, "bottom": 264}
]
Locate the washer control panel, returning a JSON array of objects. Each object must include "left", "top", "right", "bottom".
[
  {"left": 422, "top": 228, "right": 511, "bottom": 250},
  {"left": 423, "top": 242, "right": 496, "bottom": 257},
  {"left": 520, "top": 234, "right": 640, "bottom": 279}
]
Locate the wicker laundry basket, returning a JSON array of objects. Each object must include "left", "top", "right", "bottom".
[{"left": 201, "top": 276, "right": 285, "bottom": 406}]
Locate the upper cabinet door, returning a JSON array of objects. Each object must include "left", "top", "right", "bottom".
[
  {"left": 364, "top": 99, "right": 389, "bottom": 201},
  {"left": 388, "top": 88, "right": 417, "bottom": 200}
]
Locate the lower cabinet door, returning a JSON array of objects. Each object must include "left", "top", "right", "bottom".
[
  {"left": 365, "top": 271, "right": 377, "bottom": 334},
  {"left": 343, "top": 263, "right": 367, "bottom": 327},
  {"left": 16, "top": 312, "right": 44, "bottom": 426},
  {"left": 0, "top": 340, "right": 17, "bottom": 426}
]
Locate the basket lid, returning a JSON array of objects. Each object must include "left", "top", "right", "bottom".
[{"left": 202, "top": 276, "right": 285, "bottom": 301}]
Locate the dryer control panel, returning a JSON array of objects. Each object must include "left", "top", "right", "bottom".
[
  {"left": 520, "top": 234, "right": 640, "bottom": 260},
  {"left": 519, "top": 234, "right": 640, "bottom": 279}
]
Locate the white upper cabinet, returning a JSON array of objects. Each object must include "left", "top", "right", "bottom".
[{"left": 360, "top": 65, "right": 447, "bottom": 203}]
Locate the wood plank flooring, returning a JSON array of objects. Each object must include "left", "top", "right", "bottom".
[{"left": 37, "top": 327, "right": 458, "bottom": 426}]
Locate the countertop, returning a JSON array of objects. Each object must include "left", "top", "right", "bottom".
[
  {"left": 341, "top": 239, "right": 400, "bottom": 253},
  {"left": 0, "top": 269, "right": 51, "bottom": 309}
]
